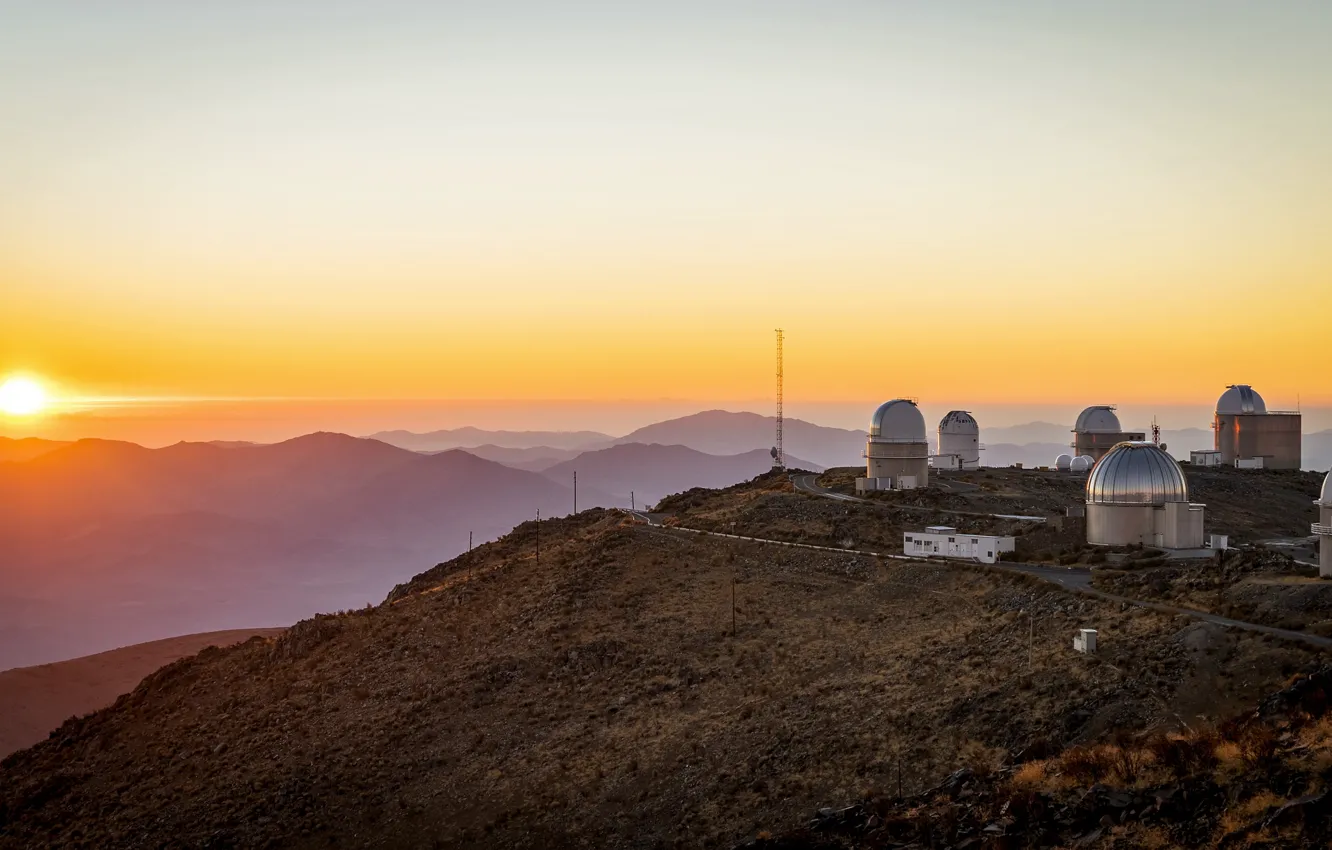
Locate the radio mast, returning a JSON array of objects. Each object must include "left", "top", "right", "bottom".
[{"left": 772, "top": 329, "right": 784, "bottom": 469}]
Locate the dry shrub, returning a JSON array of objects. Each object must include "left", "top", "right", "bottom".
[
  {"left": 1109, "top": 744, "right": 1146, "bottom": 784},
  {"left": 1009, "top": 760, "right": 1048, "bottom": 790},
  {"left": 1148, "top": 730, "right": 1220, "bottom": 779},
  {"left": 1059, "top": 746, "right": 1114, "bottom": 783},
  {"left": 1237, "top": 724, "right": 1279, "bottom": 768}
]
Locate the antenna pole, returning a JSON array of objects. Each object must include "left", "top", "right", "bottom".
[
  {"left": 573, "top": 470, "right": 577, "bottom": 514},
  {"left": 775, "top": 328, "right": 784, "bottom": 469}
]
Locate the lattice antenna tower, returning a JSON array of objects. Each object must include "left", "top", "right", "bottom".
[{"left": 773, "top": 329, "right": 784, "bottom": 469}]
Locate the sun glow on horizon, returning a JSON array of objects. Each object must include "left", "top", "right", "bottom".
[{"left": 0, "top": 377, "right": 50, "bottom": 416}]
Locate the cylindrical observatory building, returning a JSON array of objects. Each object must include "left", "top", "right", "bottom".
[
  {"left": 861, "top": 399, "right": 929, "bottom": 490},
  {"left": 1213, "top": 384, "right": 1302, "bottom": 469},
  {"left": 1086, "top": 441, "right": 1205, "bottom": 548},
  {"left": 1072, "top": 405, "right": 1145, "bottom": 460},
  {"left": 1315, "top": 472, "right": 1332, "bottom": 578},
  {"left": 937, "top": 410, "right": 981, "bottom": 470}
]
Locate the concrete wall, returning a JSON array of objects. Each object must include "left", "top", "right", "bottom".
[
  {"left": 937, "top": 432, "right": 980, "bottom": 467},
  {"left": 1086, "top": 503, "right": 1158, "bottom": 545},
  {"left": 1161, "top": 501, "right": 1205, "bottom": 549},
  {"left": 866, "top": 440, "right": 930, "bottom": 486},
  {"left": 1214, "top": 413, "right": 1302, "bottom": 470}
]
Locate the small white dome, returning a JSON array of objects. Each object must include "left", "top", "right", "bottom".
[
  {"left": 1216, "top": 384, "right": 1267, "bottom": 415},
  {"left": 1055, "top": 454, "right": 1073, "bottom": 471},
  {"left": 1079, "top": 455, "right": 1096, "bottom": 465},
  {"left": 1074, "top": 406, "right": 1123, "bottom": 434},
  {"left": 869, "top": 399, "right": 927, "bottom": 442},
  {"left": 1070, "top": 456, "right": 1091, "bottom": 473},
  {"left": 1086, "top": 441, "right": 1189, "bottom": 506},
  {"left": 938, "top": 410, "right": 979, "bottom": 436},
  {"left": 1319, "top": 471, "right": 1332, "bottom": 506}
]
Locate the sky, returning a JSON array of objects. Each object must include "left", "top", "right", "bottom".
[{"left": 2, "top": 1, "right": 1330, "bottom": 441}]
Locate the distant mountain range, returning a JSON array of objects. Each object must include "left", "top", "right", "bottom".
[
  {"left": 0, "top": 434, "right": 598, "bottom": 669},
  {"left": 367, "top": 427, "right": 611, "bottom": 452},
  {"left": 0, "top": 431, "right": 810, "bottom": 669},
  {"left": 541, "top": 443, "right": 821, "bottom": 508}
]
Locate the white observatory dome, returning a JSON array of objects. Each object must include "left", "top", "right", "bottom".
[
  {"left": 1319, "top": 470, "right": 1332, "bottom": 506},
  {"left": 1079, "top": 455, "right": 1096, "bottom": 465},
  {"left": 1069, "top": 456, "right": 1091, "bottom": 473},
  {"left": 1074, "top": 406, "right": 1123, "bottom": 433},
  {"left": 869, "top": 399, "right": 927, "bottom": 442},
  {"left": 1055, "top": 454, "right": 1073, "bottom": 471},
  {"left": 1085, "top": 442, "right": 1188, "bottom": 506},
  {"left": 938, "top": 410, "right": 979, "bottom": 436},
  {"left": 1216, "top": 384, "right": 1267, "bottom": 415}
]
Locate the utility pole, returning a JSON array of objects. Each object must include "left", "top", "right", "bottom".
[
  {"left": 535, "top": 509, "right": 540, "bottom": 565},
  {"left": 468, "top": 530, "right": 472, "bottom": 553},
  {"left": 731, "top": 578, "right": 737, "bottom": 636},
  {"left": 573, "top": 471, "right": 577, "bottom": 514},
  {"left": 631, "top": 491, "right": 635, "bottom": 512}
]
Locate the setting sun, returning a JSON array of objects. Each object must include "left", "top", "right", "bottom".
[{"left": 0, "top": 376, "right": 49, "bottom": 416}]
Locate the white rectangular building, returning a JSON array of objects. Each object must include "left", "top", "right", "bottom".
[
  {"left": 903, "top": 526, "right": 1016, "bottom": 564},
  {"left": 1190, "top": 450, "right": 1222, "bottom": 467}
]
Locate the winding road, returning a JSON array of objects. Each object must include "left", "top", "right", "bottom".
[{"left": 622, "top": 477, "right": 1332, "bottom": 651}]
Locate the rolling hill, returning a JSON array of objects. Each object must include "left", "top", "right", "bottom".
[
  {"left": 0, "top": 628, "right": 284, "bottom": 759},
  {"left": 612, "top": 410, "right": 863, "bottom": 469},
  {"left": 368, "top": 427, "right": 612, "bottom": 452},
  {"left": 0, "top": 435, "right": 585, "bottom": 669}
]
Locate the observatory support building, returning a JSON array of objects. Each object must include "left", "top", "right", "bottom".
[
  {"left": 1085, "top": 442, "right": 1205, "bottom": 549},
  {"left": 858, "top": 399, "right": 930, "bottom": 491},
  {"left": 1315, "top": 472, "right": 1332, "bottom": 578},
  {"left": 1072, "top": 406, "right": 1145, "bottom": 461},
  {"left": 1213, "top": 385, "right": 1301, "bottom": 470},
  {"left": 935, "top": 410, "right": 981, "bottom": 470}
]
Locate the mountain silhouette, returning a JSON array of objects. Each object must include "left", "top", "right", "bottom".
[
  {"left": 542, "top": 442, "right": 821, "bottom": 507},
  {"left": 612, "top": 410, "right": 862, "bottom": 469}
]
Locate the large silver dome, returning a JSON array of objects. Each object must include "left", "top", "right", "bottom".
[
  {"left": 1086, "top": 441, "right": 1189, "bottom": 506},
  {"left": 1074, "top": 405, "right": 1122, "bottom": 433},
  {"left": 938, "top": 410, "right": 979, "bottom": 435},
  {"left": 1216, "top": 384, "right": 1266, "bottom": 415},
  {"left": 869, "top": 399, "right": 926, "bottom": 442}
]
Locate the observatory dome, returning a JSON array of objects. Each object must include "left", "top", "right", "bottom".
[
  {"left": 1085, "top": 442, "right": 1188, "bottom": 506},
  {"left": 1055, "top": 454, "right": 1072, "bottom": 471},
  {"left": 1070, "top": 456, "right": 1091, "bottom": 473},
  {"left": 1216, "top": 384, "right": 1267, "bottom": 415},
  {"left": 938, "top": 410, "right": 979, "bottom": 435},
  {"left": 869, "top": 399, "right": 927, "bottom": 442},
  {"left": 1074, "top": 406, "right": 1123, "bottom": 433},
  {"left": 1319, "top": 471, "right": 1332, "bottom": 506}
]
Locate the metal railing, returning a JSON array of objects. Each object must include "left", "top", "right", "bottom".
[{"left": 1312, "top": 522, "right": 1332, "bottom": 536}]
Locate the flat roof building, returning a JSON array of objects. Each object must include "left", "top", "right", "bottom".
[{"left": 904, "top": 527, "right": 1015, "bottom": 564}]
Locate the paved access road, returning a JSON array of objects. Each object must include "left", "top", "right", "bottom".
[{"left": 624, "top": 499, "right": 1332, "bottom": 651}]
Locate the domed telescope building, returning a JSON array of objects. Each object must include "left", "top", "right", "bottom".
[
  {"left": 934, "top": 410, "right": 981, "bottom": 471},
  {"left": 856, "top": 399, "right": 930, "bottom": 492},
  {"left": 1212, "top": 384, "right": 1301, "bottom": 470},
  {"left": 1085, "top": 441, "right": 1205, "bottom": 548},
  {"left": 1314, "top": 472, "right": 1332, "bottom": 578},
  {"left": 1071, "top": 405, "right": 1145, "bottom": 461}
]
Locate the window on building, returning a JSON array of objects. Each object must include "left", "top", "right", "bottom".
[
  {"left": 972, "top": 538, "right": 979, "bottom": 544},
  {"left": 948, "top": 537, "right": 955, "bottom": 543}
]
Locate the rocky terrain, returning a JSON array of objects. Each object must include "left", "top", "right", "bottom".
[
  {"left": 1094, "top": 548, "right": 1332, "bottom": 637},
  {"left": 743, "top": 665, "right": 1332, "bottom": 848},
  {"left": 2, "top": 472, "right": 1328, "bottom": 849}
]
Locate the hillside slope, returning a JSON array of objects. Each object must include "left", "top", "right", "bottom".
[
  {"left": 613, "top": 411, "right": 863, "bottom": 469},
  {"left": 0, "top": 629, "right": 284, "bottom": 759},
  {"left": 0, "top": 434, "right": 585, "bottom": 669},
  {"left": 1, "top": 483, "right": 1321, "bottom": 849}
]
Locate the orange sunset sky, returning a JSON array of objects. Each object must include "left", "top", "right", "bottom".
[{"left": 2, "top": 2, "right": 1329, "bottom": 439}]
